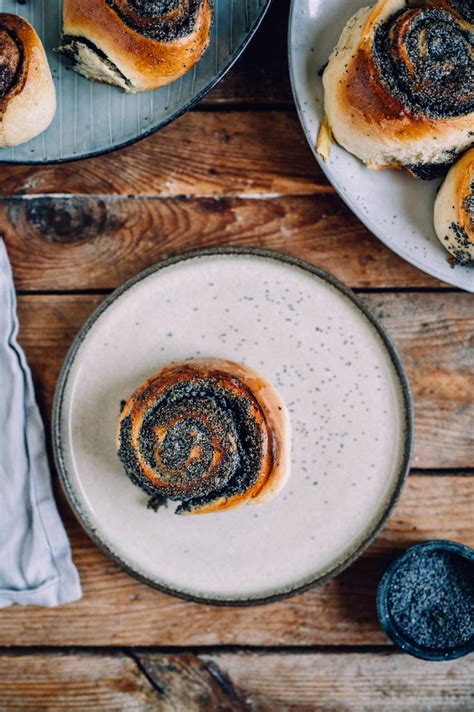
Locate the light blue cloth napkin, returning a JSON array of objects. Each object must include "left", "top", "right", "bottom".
[{"left": 0, "top": 239, "right": 81, "bottom": 607}]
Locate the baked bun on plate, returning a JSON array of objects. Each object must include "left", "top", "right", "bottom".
[
  {"left": 0, "top": 13, "right": 56, "bottom": 147},
  {"left": 318, "top": 0, "right": 474, "bottom": 178},
  {"left": 58, "top": 0, "right": 213, "bottom": 92},
  {"left": 434, "top": 148, "right": 474, "bottom": 265},
  {"left": 117, "top": 359, "right": 291, "bottom": 514}
]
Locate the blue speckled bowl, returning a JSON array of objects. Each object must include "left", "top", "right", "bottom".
[{"left": 377, "top": 540, "right": 474, "bottom": 661}]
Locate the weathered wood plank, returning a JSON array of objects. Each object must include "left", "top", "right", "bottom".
[
  {"left": 153, "top": 651, "right": 474, "bottom": 711},
  {"left": 17, "top": 293, "right": 473, "bottom": 468},
  {"left": 0, "top": 653, "right": 159, "bottom": 711},
  {"left": 364, "top": 293, "right": 474, "bottom": 469},
  {"left": 0, "top": 651, "right": 473, "bottom": 711},
  {"left": 0, "top": 112, "right": 323, "bottom": 197},
  {"left": 1, "top": 195, "right": 446, "bottom": 290},
  {"left": 0, "top": 475, "right": 471, "bottom": 646},
  {"left": 202, "top": 0, "right": 292, "bottom": 106}
]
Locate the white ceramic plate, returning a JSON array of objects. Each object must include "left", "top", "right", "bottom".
[
  {"left": 288, "top": 0, "right": 473, "bottom": 292},
  {"left": 0, "top": 0, "right": 269, "bottom": 163},
  {"left": 53, "top": 249, "right": 413, "bottom": 604}
]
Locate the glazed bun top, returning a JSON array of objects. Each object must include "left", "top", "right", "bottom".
[
  {"left": 60, "top": 0, "right": 213, "bottom": 92},
  {"left": 116, "top": 359, "right": 291, "bottom": 515},
  {"left": 0, "top": 20, "right": 21, "bottom": 100},
  {"left": 434, "top": 148, "right": 474, "bottom": 265},
  {"left": 0, "top": 13, "right": 56, "bottom": 147},
  {"left": 319, "top": 0, "right": 474, "bottom": 178}
]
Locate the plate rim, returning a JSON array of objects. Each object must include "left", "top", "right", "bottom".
[
  {"left": 287, "top": 0, "right": 474, "bottom": 293},
  {"left": 0, "top": 0, "right": 273, "bottom": 166},
  {"left": 52, "top": 247, "right": 414, "bottom": 606}
]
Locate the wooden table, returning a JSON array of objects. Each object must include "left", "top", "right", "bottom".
[{"left": 1, "top": 1, "right": 473, "bottom": 708}]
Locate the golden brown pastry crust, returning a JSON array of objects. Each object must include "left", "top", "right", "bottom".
[
  {"left": 319, "top": 0, "right": 474, "bottom": 177},
  {"left": 60, "top": 0, "right": 212, "bottom": 92},
  {"left": 116, "top": 359, "right": 291, "bottom": 514},
  {"left": 434, "top": 149, "right": 474, "bottom": 264},
  {"left": 0, "top": 13, "right": 56, "bottom": 147}
]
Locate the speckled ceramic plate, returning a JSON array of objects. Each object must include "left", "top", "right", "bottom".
[
  {"left": 0, "top": 0, "right": 270, "bottom": 164},
  {"left": 288, "top": 0, "right": 473, "bottom": 292},
  {"left": 53, "top": 249, "right": 413, "bottom": 604}
]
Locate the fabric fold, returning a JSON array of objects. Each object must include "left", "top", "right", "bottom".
[{"left": 0, "top": 239, "right": 81, "bottom": 607}]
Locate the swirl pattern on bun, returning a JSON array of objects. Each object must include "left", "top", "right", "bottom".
[
  {"left": 0, "top": 14, "right": 56, "bottom": 147},
  {"left": 58, "top": 0, "right": 212, "bottom": 92},
  {"left": 117, "top": 359, "right": 291, "bottom": 514},
  {"left": 434, "top": 148, "right": 474, "bottom": 265},
  {"left": 318, "top": 0, "right": 474, "bottom": 178}
]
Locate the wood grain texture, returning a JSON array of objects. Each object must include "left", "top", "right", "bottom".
[
  {"left": 1, "top": 195, "right": 446, "bottom": 290},
  {"left": 0, "top": 112, "right": 324, "bottom": 197},
  {"left": 0, "top": 654, "right": 158, "bottom": 711},
  {"left": 0, "top": 651, "right": 473, "bottom": 710},
  {"left": 364, "top": 293, "right": 474, "bottom": 469},
  {"left": 16, "top": 293, "right": 473, "bottom": 468},
  {"left": 0, "top": 474, "right": 471, "bottom": 647},
  {"left": 196, "top": 652, "right": 474, "bottom": 711},
  {"left": 202, "top": 0, "right": 292, "bottom": 106},
  {"left": 1, "top": 0, "right": 470, "bottom": 697}
]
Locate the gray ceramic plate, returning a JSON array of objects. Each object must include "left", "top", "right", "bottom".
[
  {"left": 53, "top": 249, "right": 413, "bottom": 605},
  {"left": 288, "top": 0, "right": 474, "bottom": 292},
  {"left": 0, "top": 0, "right": 270, "bottom": 163}
]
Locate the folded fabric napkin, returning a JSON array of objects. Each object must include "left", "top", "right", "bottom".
[{"left": 0, "top": 239, "right": 81, "bottom": 607}]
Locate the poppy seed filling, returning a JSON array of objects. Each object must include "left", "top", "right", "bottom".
[
  {"left": 373, "top": 7, "right": 474, "bottom": 119},
  {"left": 105, "top": 0, "right": 204, "bottom": 41},
  {"left": 129, "top": 0, "right": 181, "bottom": 15},
  {"left": 0, "top": 27, "right": 22, "bottom": 101},
  {"left": 118, "top": 378, "right": 265, "bottom": 514},
  {"left": 448, "top": 0, "right": 474, "bottom": 24}
]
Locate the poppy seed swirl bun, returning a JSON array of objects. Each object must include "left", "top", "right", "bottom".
[
  {"left": 58, "top": 0, "right": 213, "bottom": 93},
  {"left": 434, "top": 148, "right": 474, "bottom": 264},
  {"left": 318, "top": 0, "right": 474, "bottom": 178},
  {"left": 116, "top": 359, "right": 291, "bottom": 514},
  {"left": 0, "top": 14, "right": 56, "bottom": 147}
]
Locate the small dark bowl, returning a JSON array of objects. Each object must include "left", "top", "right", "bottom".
[{"left": 377, "top": 540, "right": 474, "bottom": 661}]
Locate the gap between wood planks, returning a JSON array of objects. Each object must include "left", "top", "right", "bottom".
[
  {"left": 0, "top": 645, "right": 397, "bottom": 655},
  {"left": 2, "top": 193, "right": 307, "bottom": 201}
]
